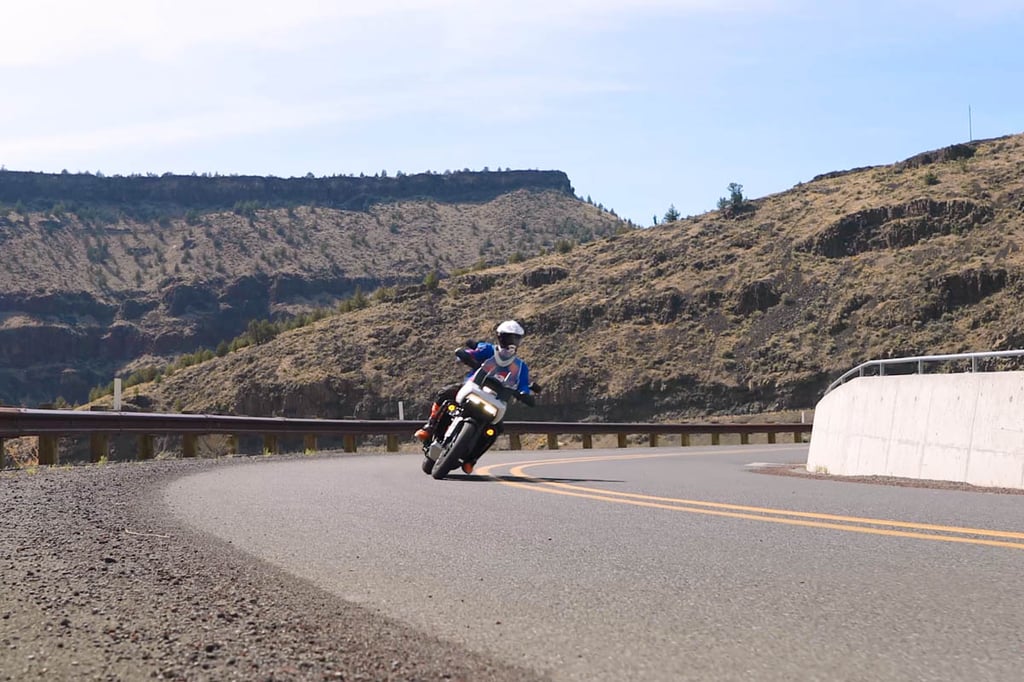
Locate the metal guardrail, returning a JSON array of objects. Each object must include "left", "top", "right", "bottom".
[
  {"left": 0, "top": 407, "right": 812, "bottom": 468},
  {"left": 825, "top": 349, "right": 1024, "bottom": 395}
]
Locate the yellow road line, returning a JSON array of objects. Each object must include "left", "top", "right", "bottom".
[{"left": 476, "top": 452, "right": 1024, "bottom": 550}]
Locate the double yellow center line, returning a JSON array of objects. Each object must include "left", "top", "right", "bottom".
[{"left": 476, "top": 452, "right": 1024, "bottom": 550}]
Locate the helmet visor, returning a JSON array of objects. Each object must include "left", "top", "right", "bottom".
[{"left": 498, "top": 333, "right": 523, "bottom": 349}]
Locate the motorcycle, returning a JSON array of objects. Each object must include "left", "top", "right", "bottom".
[{"left": 421, "top": 348, "right": 538, "bottom": 480}]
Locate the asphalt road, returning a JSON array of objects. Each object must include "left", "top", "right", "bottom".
[{"left": 166, "top": 444, "right": 1024, "bottom": 681}]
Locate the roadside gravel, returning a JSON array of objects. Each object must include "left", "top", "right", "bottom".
[
  {"left": 1, "top": 456, "right": 546, "bottom": 681},
  {"left": 755, "top": 462, "right": 1024, "bottom": 494}
]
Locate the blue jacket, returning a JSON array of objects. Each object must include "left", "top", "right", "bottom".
[{"left": 461, "top": 343, "right": 531, "bottom": 394}]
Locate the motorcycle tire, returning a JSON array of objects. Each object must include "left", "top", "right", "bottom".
[
  {"left": 421, "top": 455, "right": 434, "bottom": 475},
  {"left": 432, "top": 422, "right": 478, "bottom": 480}
]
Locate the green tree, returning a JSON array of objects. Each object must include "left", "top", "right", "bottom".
[
  {"left": 663, "top": 204, "right": 681, "bottom": 222},
  {"left": 718, "top": 183, "right": 746, "bottom": 212},
  {"left": 727, "top": 183, "right": 745, "bottom": 210},
  {"left": 247, "top": 319, "right": 278, "bottom": 345}
]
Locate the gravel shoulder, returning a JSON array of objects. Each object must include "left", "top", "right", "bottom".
[
  {"left": 754, "top": 462, "right": 1024, "bottom": 494},
  {"left": 0, "top": 456, "right": 546, "bottom": 681}
]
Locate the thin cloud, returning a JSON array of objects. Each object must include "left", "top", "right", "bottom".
[
  {"left": 0, "top": 98, "right": 370, "bottom": 157},
  {"left": 0, "top": 68, "right": 620, "bottom": 164},
  {"left": 3, "top": 0, "right": 1017, "bottom": 67},
  {"left": 0, "top": 0, "right": 785, "bottom": 66}
]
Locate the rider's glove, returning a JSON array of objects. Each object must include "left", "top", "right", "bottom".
[{"left": 456, "top": 347, "right": 482, "bottom": 369}]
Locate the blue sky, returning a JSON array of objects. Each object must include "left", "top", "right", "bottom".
[{"left": 2, "top": 1, "right": 1022, "bottom": 226}]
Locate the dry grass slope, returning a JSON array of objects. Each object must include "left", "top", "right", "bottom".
[{"left": 122, "top": 132, "right": 1024, "bottom": 424}]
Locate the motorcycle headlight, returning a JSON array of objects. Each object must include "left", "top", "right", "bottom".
[{"left": 466, "top": 394, "right": 498, "bottom": 418}]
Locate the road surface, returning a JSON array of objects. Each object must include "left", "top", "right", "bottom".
[{"left": 167, "top": 444, "right": 1024, "bottom": 681}]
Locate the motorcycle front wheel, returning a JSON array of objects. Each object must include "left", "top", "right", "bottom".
[{"left": 431, "top": 422, "right": 479, "bottom": 480}]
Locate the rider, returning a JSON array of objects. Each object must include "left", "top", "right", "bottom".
[{"left": 415, "top": 319, "right": 534, "bottom": 473}]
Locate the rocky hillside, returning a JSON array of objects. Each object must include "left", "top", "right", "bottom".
[
  {"left": 120, "top": 133, "right": 1024, "bottom": 424},
  {"left": 0, "top": 170, "right": 625, "bottom": 405}
]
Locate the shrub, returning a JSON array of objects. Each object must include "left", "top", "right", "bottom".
[{"left": 728, "top": 183, "right": 745, "bottom": 209}]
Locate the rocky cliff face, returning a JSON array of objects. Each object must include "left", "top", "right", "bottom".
[
  {"left": 0, "top": 169, "right": 624, "bottom": 405},
  {"left": 0, "top": 169, "right": 573, "bottom": 211}
]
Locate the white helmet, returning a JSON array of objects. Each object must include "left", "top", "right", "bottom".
[{"left": 495, "top": 319, "right": 524, "bottom": 364}]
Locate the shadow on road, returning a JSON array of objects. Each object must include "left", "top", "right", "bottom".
[{"left": 449, "top": 474, "right": 624, "bottom": 484}]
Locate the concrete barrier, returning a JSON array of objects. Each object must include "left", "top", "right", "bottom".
[{"left": 806, "top": 372, "right": 1024, "bottom": 489}]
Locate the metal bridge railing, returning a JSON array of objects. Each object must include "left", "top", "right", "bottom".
[
  {"left": 825, "top": 349, "right": 1024, "bottom": 395},
  {"left": 0, "top": 407, "right": 812, "bottom": 468}
]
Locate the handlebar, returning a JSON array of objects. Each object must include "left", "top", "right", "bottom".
[{"left": 455, "top": 347, "right": 538, "bottom": 407}]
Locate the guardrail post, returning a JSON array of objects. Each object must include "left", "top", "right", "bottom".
[
  {"left": 0, "top": 437, "right": 5, "bottom": 468},
  {"left": 740, "top": 432, "right": 749, "bottom": 445},
  {"left": 649, "top": 433, "right": 659, "bottom": 447},
  {"left": 38, "top": 435, "right": 58, "bottom": 466},
  {"left": 509, "top": 433, "right": 522, "bottom": 450},
  {"left": 582, "top": 434, "right": 593, "bottom": 449},
  {"left": 343, "top": 435, "right": 356, "bottom": 453},
  {"left": 767, "top": 432, "right": 776, "bottom": 444},
  {"left": 90, "top": 433, "right": 109, "bottom": 463},
  {"left": 138, "top": 435, "right": 154, "bottom": 460},
  {"left": 617, "top": 434, "right": 627, "bottom": 448},
  {"left": 711, "top": 433, "right": 720, "bottom": 446},
  {"left": 264, "top": 434, "right": 279, "bottom": 455},
  {"left": 793, "top": 430, "right": 802, "bottom": 443},
  {"left": 546, "top": 434, "right": 559, "bottom": 450},
  {"left": 304, "top": 434, "right": 318, "bottom": 454},
  {"left": 182, "top": 434, "right": 197, "bottom": 458},
  {"left": 680, "top": 433, "right": 690, "bottom": 447},
  {"left": 386, "top": 434, "right": 398, "bottom": 452}
]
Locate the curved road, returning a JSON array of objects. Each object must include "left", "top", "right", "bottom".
[{"left": 167, "top": 444, "right": 1024, "bottom": 681}]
